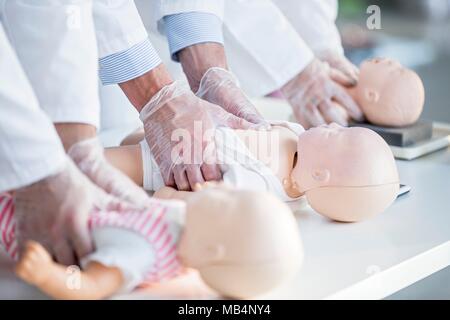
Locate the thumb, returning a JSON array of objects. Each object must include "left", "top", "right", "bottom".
[
  {"left": 330, "top": 68, "right": 357, "bottom": 87},
  {"left": 210, "top": 104, "right": 256, "bottom": 129},
  {"left": 243, "top": 113, "right": 271, "bottom": 130},
  {"left": 223, "top": 112, "right": 256, "bottom": 130}
]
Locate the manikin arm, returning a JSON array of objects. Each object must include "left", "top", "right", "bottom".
[
  {"left": 104, "top": 144, "right": 195, "bottom": 201},
  {"left": 153, "top": 186, "right": 192, "bottom": 201},
  {"left": 15, "top": 241, "right": 123, "bottom": 300}
]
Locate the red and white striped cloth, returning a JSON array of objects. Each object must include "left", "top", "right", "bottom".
[
  {"left": 0, "top": 193, "right": 17, "bottom": 260},
  {"left": 0, "top": 193, "right": 183, "bottom": 283}
]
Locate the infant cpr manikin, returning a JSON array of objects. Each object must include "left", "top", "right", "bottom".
[
  {"left": 1, "top": 186, "right": 302, "bottom": 299},
  {"left": 338, "top": 58, "right": 425, "bottom": 127},
  {"left": 292, "top": 123, "right": 399, "bottom": 222},
  {"left": 138, "top": 121, "right": 399, "bottom": 223}
]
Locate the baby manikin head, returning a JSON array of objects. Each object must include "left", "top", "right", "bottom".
[
  {"left": 291, "top": 123, "right": 399, "bottom": 222},
  {"left": 355, "top": 58, "right": 425, "bottom": 127},
  {"left": 177, "top": 186, "right": 303, "bottom": 299}
]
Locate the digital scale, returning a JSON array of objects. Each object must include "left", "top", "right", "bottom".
[{"left": 350, "top": 121, "right": 450, "bottom": 160}]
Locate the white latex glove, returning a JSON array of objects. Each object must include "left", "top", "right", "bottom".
[
  {"left": 281, "top": 59, "right": 364, "bottom": 129},
  {"left": 68, "top": 137, "right": 152, "bottom": 208},
  {"left": 318, "top": 50, "right": 360, "bottom": 86},
  {"left": 140, "top": 81, "right": 254, "bottom": 191},
  {"left": 196, "top": 67, "right": 269, "bottom": 129},
  {"left": 14, "top": 157, "right": 122, "bottom": 265}
]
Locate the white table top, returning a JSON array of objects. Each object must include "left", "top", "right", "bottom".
[
  {"left": 1, "top": 98, "right": 449, "bottom": 299},
  {"left": 263, "top": 147, "right": 450, "bottom": 299}
]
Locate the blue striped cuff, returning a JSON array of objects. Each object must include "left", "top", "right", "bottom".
[
  {"left": 164, "top": 12, "right": 224, "bottom": 62},
  {"left": 99, "top": 38, "right": 162, "bottom": 85}
]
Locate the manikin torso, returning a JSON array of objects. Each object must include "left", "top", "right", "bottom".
[{"left": 233, "top": 126, "right": 301, "bottom": 198}]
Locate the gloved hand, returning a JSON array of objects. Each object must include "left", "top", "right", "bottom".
[
  {"left": 318, "top": 50, "right": 359, "bottom": 87},
  {"left": 196, "top": 67, "right": 269, "bottom": 128},
  {"left": 281, "top": 58, "right": 364, "bottom": 129},
  {"left": 68, "top": 137, "right": 152, "bottom": 208},
  {"left": 140, "top": 81, "right": 254, "bottom": 191},
  {"left": 14, "top": 157, "right": 112, "bottom": 265}
]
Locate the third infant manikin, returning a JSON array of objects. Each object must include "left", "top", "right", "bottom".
[
  {"left": 2, "top": 185, "right": 302, "bottom": 299},
  {"left": 338, "top": 57, "right": 425, "bottom": 127}
]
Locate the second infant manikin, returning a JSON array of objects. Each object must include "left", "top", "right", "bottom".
[
  {"left": 139, "top": 119, "right": 399, "bottom": 222},
  {"left": 291, "top": 123, "right": 399, "bottom": 222}
]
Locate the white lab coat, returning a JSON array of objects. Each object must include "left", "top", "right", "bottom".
[
  {"left": 93, "top": 0, "right": 149, "bottom": 60},
  {"left": 141, "top": 0, "right": 342, "bottom": 97},
  {"left": 2, "top": 0, "right": 101, "bottom": 128},
  {"left": 222, "top": 0, "right": 314, "bottom": 96},
  {"left": 0, "top": 0, "right": 99, "bottom": 191},
  {"left": 273, "top": 0, "right": 344, "bottom": 56}
]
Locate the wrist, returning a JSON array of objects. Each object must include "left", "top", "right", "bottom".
[
  {"left": 54, "top": 123, "right": 97, "bottom": 152},
  {"left": 119, "top": 64, "right": 174, "bottom": 111},
  {"left": 283, "top": 58, "right": 326, "bottom": 95},
  {"left": 178, "top": 43, "right": 228, "bottom": 92}
]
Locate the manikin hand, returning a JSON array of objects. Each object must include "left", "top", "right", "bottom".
[
  {"left": 196, "top": 67, "right": 269, "bottom": 128},
  {"left": 68, "top": 137, "right": 153, "bottom": 208},
  {"left": 281, "top": 58, "right": 364, "bottom": 129},
  {"left": 14, "top": 157, "right": 125, "bottom": 266},
  {"left": 140, "top": 81, "right": 254, "bottom": 191},
  {"left": 318, "top": 50, "right": 359, "bottom": 86}
]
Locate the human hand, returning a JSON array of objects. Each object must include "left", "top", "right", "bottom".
[
  {"left": 281, "top": 59, "right": 364, "bottom": 128},
  {"left": 196, "top": 67, "right": 269, "bottom": 128},
  {"left": 14, "top": 158, "right": 101, "bottom": 265},
  {"left": 68, "top": 137, "right": 153, "bottom": 208},
  {"left": 318, "top": 50, "right": 359, "bottom": 87},
  {"left": 140, "top": 81, "right": 254, "bottom": 191}
]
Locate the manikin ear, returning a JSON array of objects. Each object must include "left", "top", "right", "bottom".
[
  {"left": 178, "top": 239, "right": 226, "bottom": 268},
  {"left": 311, "top": 169, "right": 331, "bottom": 184},
  {"left": 364, "top": 88, "right": 380, "bottom": 103}
]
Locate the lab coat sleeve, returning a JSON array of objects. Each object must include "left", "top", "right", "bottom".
[
  {"left": 0, "top": 24, "right": 66, "bottom": 192},
  {"left": 2, "top": 0, "right": 101, "bottom": 128},
  {"left": 164, "top": 12, "right": 224, "bottom": 61},
  {"left": 151, "top": 1, "right": 225, "bottom": 61},
  {"left": 223, "top": 0, "right": 314, "bottom": 97},
  {"left": 273, "top": 0, "right": 344, "bottom": 55},
  {"left": 93, "top": 0, "right": 163, "bottom": 85},
  {"left": 153, "top": 0, "right": 225, "bottom": 23}
]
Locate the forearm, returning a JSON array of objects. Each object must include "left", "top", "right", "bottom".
[
  {"left": 118, "top": 64, "right": 173, "bottom": 111},
  {"left": 54, "top": 123, "right": 97, "bottom": 152},
  {"left": 178, "top": 43, "right": 228, "bottom": 92},
  {"left": 163, "top": 11, "right": 226, "bottom": 92}
]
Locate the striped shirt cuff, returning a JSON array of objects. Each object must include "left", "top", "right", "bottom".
[
  {"left": 164, "top": 12, "right": 224, "bottom": 61},
  {"left": 99, "top": 38, "right": 162, "bottom": 85}
]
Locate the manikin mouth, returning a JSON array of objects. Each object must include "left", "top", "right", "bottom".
[{"left": 292, "top": 152, "right": 298, "bottom": 168}]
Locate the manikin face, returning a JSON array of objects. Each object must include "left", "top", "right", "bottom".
[
  {"left": 177, "top": 186, "right": 303, "bottom": 298},
  {"left": 290, "top": 123, "right": 399, "bottom": 222},
  {"left": 355, "top": 58, "right": 425, "bottom": 127}
]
